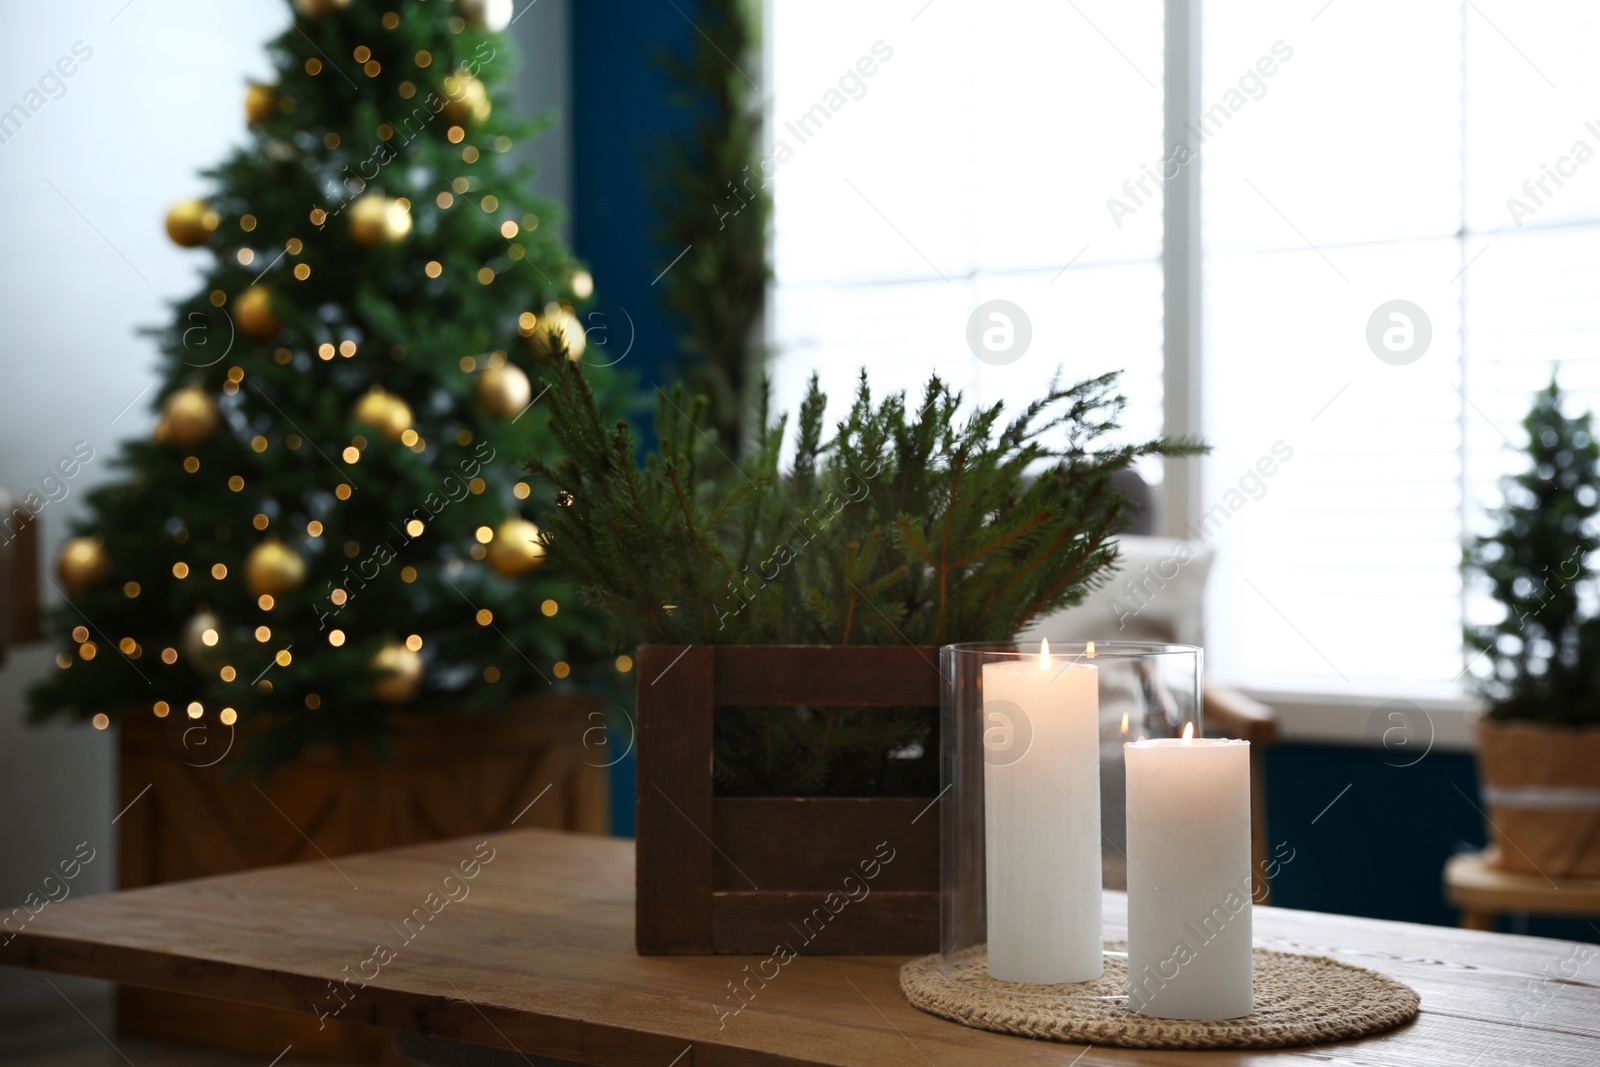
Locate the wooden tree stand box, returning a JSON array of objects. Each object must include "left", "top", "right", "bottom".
[{"left": 635, "top": 645, "right": 941, "bottom": 955}]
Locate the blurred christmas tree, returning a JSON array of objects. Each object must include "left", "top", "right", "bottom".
[
  {"left": 29, "top": 0, "right": 629, "bottom": 769},
  {"left": 1464, "top": 375, "right": 1600, "bottom": 726}
]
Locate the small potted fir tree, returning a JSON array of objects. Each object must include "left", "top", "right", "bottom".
[{"left": 1464, "top": 376, "right": 1600, "bottom": 878}]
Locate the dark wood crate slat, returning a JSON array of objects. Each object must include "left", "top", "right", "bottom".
[
  {"left": 636, "top": 644, "right": 945, "bottom": 954},
  {"left": 710, "top": 890, "right": 940, "bottom": 955},
  {"left": 711, "top": 797, "right": 938, "bottom": 892},
  {"left": 711, "top": 645, "right": 941, "bottom": 707},
  {"left": 634, "top": 645, "right": 716, "bottom": 953}
]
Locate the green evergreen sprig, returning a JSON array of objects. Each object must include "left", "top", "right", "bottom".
[
  {"left": 532, "top": 356, "right": 1202, "bottom": 647},
  {"left": 528, "top": 353, "right": 1203, "bottom": 794}
]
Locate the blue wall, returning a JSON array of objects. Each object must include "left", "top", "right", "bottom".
[
  {"left": 1264, "top": 744, "right": 1597, "bottom": 942},
  {"left": 572, "top": 0, "right": 693, "bottom": 402},
  {"left": 572, "top": 0, "right": 699, "bottom": 837}
]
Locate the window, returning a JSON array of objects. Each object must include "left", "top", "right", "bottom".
[
  {"left": 1203, "top": 0, "right": 1600, "bottom": 695},
  {"left": 768, "top": 1, "right": 1166, "bottom": 459},
  {"left": 769, "top": 0, "right": 1600, "bottom": 697}
]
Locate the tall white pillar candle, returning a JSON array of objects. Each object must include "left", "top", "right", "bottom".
[
  {"left": 1124, "top": 729, "right": 1252, "bottom": 1018},
  {"left": 983, "top": 641, "right": 1102, "bottom": 983}
]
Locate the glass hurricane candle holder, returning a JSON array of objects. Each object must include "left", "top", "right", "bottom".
[{"left": 938, "top": 640, "right": 1202, "bottom": 994}]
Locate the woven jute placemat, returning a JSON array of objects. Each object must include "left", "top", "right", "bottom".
[{"left": 900, "top": 942, "right": 1420, "bottom": 1050}]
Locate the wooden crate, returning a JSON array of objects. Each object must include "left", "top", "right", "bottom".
[
  {"left": 117, "top": 696, "right": 609, "bottom": 1062},
  {"left": 635, "top": 645, "right": 941, "bottom": 955}
]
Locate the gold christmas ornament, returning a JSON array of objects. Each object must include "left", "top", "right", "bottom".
[
  {"left": 57, "top": 537, "right": 110, "bottom": 595},
  {"left": 155, "top": 386, "right": 220, "bottom": 446},
  {"left": 347, "top": 195, "right": 385, "bottom": 245},
  {"left": 165, "top": 199, "right": 220, "bottom": 247},
  {"left": 293, "top": 0, "right": 351, "bottom": 16},
  {"left": 245, "top": 83, "right": 275, "bottom": 124},
  {"left": 531, "top": 308, "right": 586, "bottom": 361},
  {"left": 485, "top": 517, "right": 545, "bottom": 577},
  {"left": 474, "top": 363, "right": 531, "bottom": 418},
  {"left": 347, "top": 193, "right": 412, "bottom": 246},
  {"left": 442, "top": 73, "right": 491, "bottom": 125},
  {"left": 371, "top": 642, "right": 423, "bottom": 703},
  {"left": 244, "top": 541, "right": 306, "bottom": 597},
  {"left": 181, "top": 609, "right": 223, "bottom": 662},
  {"left": 351, "top": 387, "right": 413, "bottom": 440},
  {"left": 459, "top": 0, "right": 514, "bottom": 31},
  {"left": 234, "top": 286, "right": 279, "bottom": 338}
]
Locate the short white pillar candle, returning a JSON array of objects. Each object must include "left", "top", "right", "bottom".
[{"left": 1124, "top": 728, "right": 1253, "bottom": 1018}]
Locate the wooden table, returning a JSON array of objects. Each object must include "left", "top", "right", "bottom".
[
  {"left": 1446, "top": 849, "right": 1600, "bottom": 931},
  {"left": 5, "top": 830, "right": 1600, "bottom": 1066}
]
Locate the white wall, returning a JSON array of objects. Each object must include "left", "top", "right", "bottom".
[{"left": 0, "top": 0, "right": 570, "bottom": 1043}]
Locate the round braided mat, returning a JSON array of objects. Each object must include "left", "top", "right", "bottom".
[{"left": 900, "top": 942, "right": 1420, "bottom": 1050}]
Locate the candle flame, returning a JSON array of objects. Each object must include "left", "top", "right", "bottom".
[
  {"left": 1120, "top": 711, "right": 1129, "bottom": 735},
  {"left": 1086, "top": 640, "right": 1096, "bottom": 658},
  {"left": 1182, "top": 721, "right": 1195, "bottom": 744},
  {"left": 1038, "top": 637, "right": 1050, "bottom": 670}
]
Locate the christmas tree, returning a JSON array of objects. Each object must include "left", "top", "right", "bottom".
[
  {"left": 29, "top": 0, "right": 627, "bottom": 769},
  {"left": 1464, "top": 375, "right": 1600, "bottom": 726}
]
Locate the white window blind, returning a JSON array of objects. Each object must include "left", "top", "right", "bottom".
[
  {"left": 768, "top": 0, "right": 1166, "bottom": 461},
  {"left": 769, "top": 0, "right": 1600, "bottom": 698},
  {"left": 1202, "top": 0, "right": 1600, "bottom": 694}
]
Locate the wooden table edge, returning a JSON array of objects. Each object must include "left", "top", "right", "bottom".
[{"left": 4, "top": 925, "right": 862, "bottom": 1067}]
